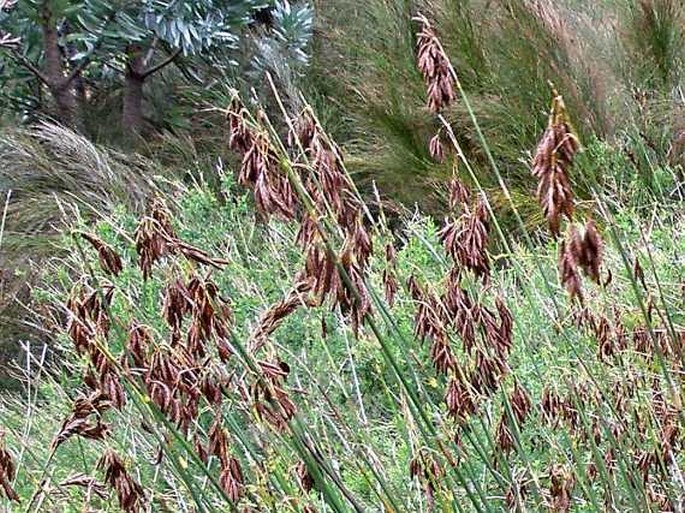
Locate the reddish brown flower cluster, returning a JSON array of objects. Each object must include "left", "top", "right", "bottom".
[
  {"left": 80, "top": 233, "right": 123, "bottom": 276},
  {"left": 206, "top": 416, "right": 244, "bottom": 502},
  {"left": 252, "top": 359, "right": 296, "bottom": 431},
  {"left": 59, "top": 473, "right": 107, "bottom": 501},
  {"left": 429, "top": 132, "right": 445, "bottom": 162},
  {"left": 66, "top": 284, "right": 126, "bottom": 409},
  {"left": 228, "top": 101, "right": 374, "bottom": 336},
  {"left": 448, "top": 174, "right": 470, "bottom": 212},
  {"left": 144, "top": 346, "right": 199, "bottom": 431},
  {"left": 249, "top": 279, "right": 315, "bottom": 353},
  {"left": 53, "top": 391, "right": 111, "bottom": 450},
  {"left": 295, "top": 460, "right": 315, "bottom": 493},
  {"left": 558, "top": 221, "right": 603, "bottom": 303},
  {"left": 383, "top": 243, "right": 399, "bottom": 307},
  {"left": 135, "top": 200, "right": 230, "bottom": 280},
  {"left": 548, "top": 464, "right": 574, "bottom": 512},
  {"left": 415, "top": 14, "right": 456, "bottom": 114},
  {"left": 291, "top": 109, "right": 374, "bottom": 333},
  {"left": 409, "top": 271, "right": 514, "bottom": 422},
  {"left": 444, "top": 373, "right": 476, "bottom": 423},
  {"left": 135, "top": 198, "right": 177, "bottom": 279},
  {"left": 228, "top": 99, "right": 297, "bottom": 220},
  {"left": 185, "top": 274, "right": 233, "bottom": 357},
  {"left": 439, "top": 197, "right": 490, "bottom": 281},
  {"left": 60, "top": 201, "right": 272, "bottom": 508},
  {"left": 98, "top": 450, "right": 145, "bottom": 513},
  {"left": 532, "top": 92, "right": 579, "bottom": 237},
  {"left": 0, "top": 431, "right": 19, "bottom": 503},
  {"left": 409, "top": 449, "right": 443, "bottom": 507},
  {"left": 496, "top": 383, "right": 532, "bottom": 454}
]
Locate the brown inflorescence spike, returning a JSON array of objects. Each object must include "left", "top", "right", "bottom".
[
  {"left": 575, "top": 220, "right": 602, "bottom": 284},
  {"left": 296, "top": 461, "right": 315, "bottom": 493},
  {"left": 98, "top": 450, "right": 145, "bottom": 513},
  {"left": 532, "top": 93, "right": 579, "bottom": 237},
  {"left": 429, "top": 132, "right": 445, "bottom": 162},
  {"left": 448, "top": 175, "right": 470, "bottom": 212},
  {"left": 250, "top": 279, "right": 314, "bottom": 354},
  {"left": 0, "top": 431, "right": 19, "bottom": 502},
  {"left": 415, "top": 14, "right": 457, "bottom": 113},
  {"left": 382, "top": 245, "right": 399, "bottom": 307},
  {"left": 53, "top": 391, "right": 111, "bottom": 450},
  {"left": 445, "top": 374, "right": 476, "bottom": 422},
  {"left": 135, "top": 199, "right": 177, "bottom": 280},
  {"left": 80, "top": 233, "right": 124, "bottom": 276},
  {"left": 438, "top": 198, "right": 490, "bottom": 280},
  {"left": 558, "top": 232, "right": 584, "bottom": 304},
  {"left": 549, "top": 464, "right": 574, "bottom": 512},
  {"left": 220, "top": 456, "right": 244, "bottom": 503}
]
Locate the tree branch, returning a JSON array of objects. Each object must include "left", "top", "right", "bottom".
[
  {"left": 142, "top": 36, "right": 159, "bottom": 69},
  {"left": 64, "top": 6, "right": 120, "bottom": 85},
  {"left": 64, "top": 45, "right": 99, "bottom": 85},
  {"left": 141, "top": 48, "right": 181, "bottom": 79},
  {"left": 6, "top": 49, "right": 50, "bottom": 85}
]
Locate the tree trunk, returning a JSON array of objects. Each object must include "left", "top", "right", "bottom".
[
  {"left": 52, "top": 84, "right": 79, "bottom": 127},
  {"left": 123, "top": 72, "right": 145, "bottom": 132},
  {"left": 41, "top": 4, "right": 79, "bottom": 128},
  {"left": 122, "top": 46, "right": 147, "bottom": 133}
]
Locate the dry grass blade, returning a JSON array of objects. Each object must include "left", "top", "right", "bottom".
[{"left": 59, "top": 473, "right": 108, "bottom": 499}]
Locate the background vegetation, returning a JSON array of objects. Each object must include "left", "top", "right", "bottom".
[{"left": 0, "top": 0, "right": 684, "bottom": 512}]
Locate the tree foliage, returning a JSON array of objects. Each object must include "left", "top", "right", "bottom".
[{"left": 0, "top": 0, "right": 314, "bottom": 133}]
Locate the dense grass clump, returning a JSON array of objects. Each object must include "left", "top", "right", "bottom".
[
  {"left": 1, "top": 81, "right": 683, "bottom": 511},
  {"left": 307, "top": 0, "right": 685, "bottom": 215}
]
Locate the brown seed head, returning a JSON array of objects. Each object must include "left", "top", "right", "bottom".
[
  {"left": 220, "top": 457, "right": 244, "bottom": 503},
  {"left": 134, "top": 201, "right": 176, "bottom": 280},
  {"left": 98, "top": 450, "right": 145, "bottom": 513},
  {"left": 415, "top": 14, "right": 456, "bottom": 113},
  {"left": 448, "top": 175, "right": 470, "bottom": 211},
  {"left": 438, "top": 198, "right": 490, "bottom": 280},
  {"left": 445, "top": 374, "right": 476, "bottom": 422},
  {"left": 510, "top": 382, "right": 532, "bottom": 425},
  {"left": 496, "top": 416, "right": 515, "bottom": 453},
  {"left": 549, "top": 464, "right": 574, "bottom": 512},
  {"left": 0, "top": 431, "right": 19, "bottom": 502},
  {"left": 558, "top": 234, "right": 583, "bottom": 304},
  {"left": 296, "top": 461, "right": 314, "bottom": 493},
  {"left": 576, "top": 220, "right": 602, "bottom": 283},
  {"left": 250, "top": 279, "right": 314, "bottom": 353},
  {"left": 80, "top": 233, "right": 123, "bottom": 276},
  {"left": 53, "top": 390, "right": 112, "bottom": 450},
  {"left": 532, "top": 92, "right": 579, "bottom": 236},
  {"left": 429, "top": 132, "right": 445, "bottom": 162}
]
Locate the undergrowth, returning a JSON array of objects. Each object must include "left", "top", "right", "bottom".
[{"left": 0, "top": 5, "right": 684, "bottom": 513}]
